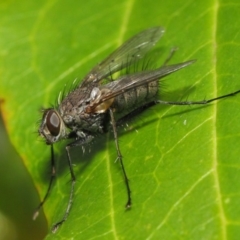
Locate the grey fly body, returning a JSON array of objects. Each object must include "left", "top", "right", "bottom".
[{"left": 35, "top": 26, "right": 240, "bottom": 232}]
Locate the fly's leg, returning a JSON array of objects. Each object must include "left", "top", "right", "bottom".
[
  {"left": 51, "top": 134, "right": 94, "bottom": 233},
  {"left": 156, "top": 88, "right": 240, "bottom": 106},
  {"left": 51, "top": 145, "right": 76, "bottom": 233},
  {"left": 109, "top": 108, "right": 131, "bottom": 208},
  {"left": 163, "top": 47, "right": 178, "bottom": 66},
  {"left": 33, "top": 144, "right": 56, "bottom": 220}
]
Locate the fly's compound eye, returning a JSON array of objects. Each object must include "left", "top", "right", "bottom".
[{"left": 46, "top": 110, "right": 61, "bottom": 136}]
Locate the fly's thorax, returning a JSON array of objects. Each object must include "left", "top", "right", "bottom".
[
  {"left": 59, "top": 87, "right": 108, "bottom": 134},
  {"left": 61, "top": 106, "right": 105, "bottom": 133},
  {"left": 113, "top": 81, "right": 159, "bottom": 117},
  {"left": 39, "top": 109, "right": 67, "bottom": 144}
]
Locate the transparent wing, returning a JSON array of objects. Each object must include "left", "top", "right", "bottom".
[
  {"left": 94, "top": 60, "right": 196, "bottom": 106},
  {"left": 81, "top": 27, "right": 165, "bottom": 87}
]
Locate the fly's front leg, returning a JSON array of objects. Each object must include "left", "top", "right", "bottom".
[
  {"left": 109, "top": 108, "right": 131, "bottom": 208},
  {"left": 52, "top": 134, "right": 94, "bottom": 233},
  {"left": 33, "top": 144, "right": 56, "bottom": 220}
]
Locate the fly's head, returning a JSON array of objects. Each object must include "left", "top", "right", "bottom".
[{"left": 39, "top": 108, "right": 66, "bottom": 145}]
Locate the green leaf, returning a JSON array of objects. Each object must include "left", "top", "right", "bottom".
[{"left": 1, "top": 0, "right": 240, "bottom": 239}]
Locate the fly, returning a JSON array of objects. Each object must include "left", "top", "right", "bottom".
[{"left": 34, "top": 26, "right": 240, "bottom": 232}]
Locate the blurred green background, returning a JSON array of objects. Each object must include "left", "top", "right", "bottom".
[{"left": 0, "top": 115, "right": 47, "bottom": 240}]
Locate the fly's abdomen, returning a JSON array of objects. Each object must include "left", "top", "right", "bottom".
[{"left": 113, "top": 81, "right": 158, "bottom": 116}]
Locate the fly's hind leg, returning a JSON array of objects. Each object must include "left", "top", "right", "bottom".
[{"left": 163, "top": 47, "right": 179, "bottom": 66}]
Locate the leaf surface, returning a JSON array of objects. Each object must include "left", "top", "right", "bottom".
[{"left": 1, "top": 0, "right": 240, "bottom": 239}]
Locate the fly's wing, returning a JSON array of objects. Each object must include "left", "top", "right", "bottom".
[
  {"left": 81, "top": 27, "right": 165, "bottom": 87},
  {"left": 93, "top": 60, "right": 196, "bottom": 106}
]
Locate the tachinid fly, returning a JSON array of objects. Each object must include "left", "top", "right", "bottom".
[{"left": 34, "top": 26, "right": 240, "bottom": 232}]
